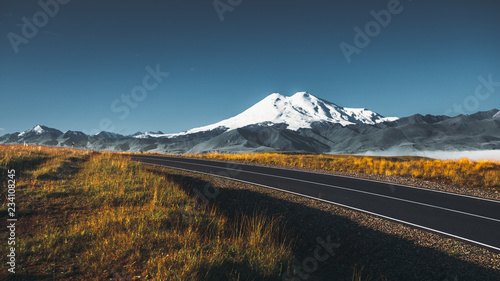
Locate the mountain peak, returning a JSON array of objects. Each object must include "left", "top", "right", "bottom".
[
  {"left": 94, "top": 131, "right": 123, "bottom": 139},
  {"left": 18, "top": 125, "right": 60, "bottom": 137},
  {"left": 34, "top": 124, "right": 44, "bottom": 132},
  {"left": 291, "top": 91, "right": 310, "bottom": 98},
  {"left": 268, "top": 92, "right": 285, "bottom": 98},
  {"left": 181, "top": 92, "right": 398, "bottom": 134}
]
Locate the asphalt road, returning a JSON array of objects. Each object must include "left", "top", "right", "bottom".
[{"left": 129, "top": 154, "right": 500, "bottom": 252}]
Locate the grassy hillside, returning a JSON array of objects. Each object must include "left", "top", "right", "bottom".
[
  {"left": 186, "top": 152, "right": 500, "bottom": 192},
  {"left": 0, "top": 145, "right": 294, "bottom": 280}
]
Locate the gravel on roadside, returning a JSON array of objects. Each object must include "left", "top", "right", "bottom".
[
  {"left": 187, "top": 157, "right": 500, "bottom": 201},
  {"left": 156, "top": 162, "right": 500, "bottom": 281}
]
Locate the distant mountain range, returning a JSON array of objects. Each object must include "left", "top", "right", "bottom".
[{"left": 2, "top": 92, "right": 500, "bottom": 154}]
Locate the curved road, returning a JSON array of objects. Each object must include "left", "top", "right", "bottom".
[{"left": 129, "top": 154, "right": 500, "bottom": 252}]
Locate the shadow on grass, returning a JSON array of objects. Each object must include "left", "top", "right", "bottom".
[
  {"left": 161, "top": 170, "right": 500, "bottom": 281},
  {"left": 0, "top": 155, "right": 48, "bottom": 183},
  {"left": 1, "top": 274, "right": 54, "bottom": 281},
  {"left": 35, "top": 156, "right": 87, "bottom": 181},
  {"left": 201, "top": 261, "right": 284, "bottom": 281}
]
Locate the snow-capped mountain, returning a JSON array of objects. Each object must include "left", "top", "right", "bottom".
[
  {"left": 134, "top": 92, "right": 398, "bottom": 138},
  {"left": 188, "top": 92, "right": 398, "bottom": 132},
  {"left": 18, "top": 125, "right": 62, "bottom": 138},
  {"left": 2, "top": 94, "right": 498, "bottom": 155}
]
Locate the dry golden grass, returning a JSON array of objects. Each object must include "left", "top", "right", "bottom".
[
  {"left": 0, "top": 145, "right": 294, "bottom": 280},
  {"left": 184, "top": 152, "right": 500, "bottom": 192}
]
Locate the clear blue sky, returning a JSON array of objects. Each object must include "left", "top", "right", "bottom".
[{"left": 1, "top": 0, "right": 499, "bottom": 135}]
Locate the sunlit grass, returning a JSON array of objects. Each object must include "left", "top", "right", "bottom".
[
  {"left": 0, "top": 145, "right": 294, "bottom": 280},
  {"left": 183, "top": 152, "right": 500, "bottom": 192}
]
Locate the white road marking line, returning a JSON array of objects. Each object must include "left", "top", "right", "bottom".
[
  {"left": 137, "top": 160, "right": 500, "bottom": 253},
  {"left": 148, "top": 155, "right": 500, "bottom": 204},
  {"left": 138, "top": 156, "right": 500, "bottom": 223}
]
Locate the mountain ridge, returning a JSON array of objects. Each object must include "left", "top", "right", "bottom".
[
  {"left": 133, "top": 92, "right": 398, "bottom": 138},
  {"left": 1, "top": 93, "right": 499, "bottom": 156}
]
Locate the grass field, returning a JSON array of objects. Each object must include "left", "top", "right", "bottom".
[
  {"left": 185, "top": 152, "right": 500, "bottom": 192},
  {"left": 0, "top": 145, "right": 295, "bottom": 280}
]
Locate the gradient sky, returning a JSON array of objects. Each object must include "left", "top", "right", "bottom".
[{"left": 1, "top": 0, "right": 499, "bottom": 135}]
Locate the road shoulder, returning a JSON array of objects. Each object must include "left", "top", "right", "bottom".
[{"left": 151, "top": 164, "right": 500, "bottom": 280}]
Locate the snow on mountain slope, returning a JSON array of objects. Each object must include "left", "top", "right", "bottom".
[
  {"left": 133, "top": 131, "right": 165, "bottom": 139},
  {"left": 494, "top": 111, "right": 500, "bottom": 120},
  {"left": 18, "top": 125, "right": 62, "bottom": 137},
  {"left": 187, "top": 92, "right": 396, "bottom": 131},
  {"left": 94, "top": 131, "right": 124, "bottom": 139},
  {"left": 18, "top": 125, "right": 45, "bottom": 137},
  {"left": 134, "top": 92, "right": 398, "bottom": 138}
]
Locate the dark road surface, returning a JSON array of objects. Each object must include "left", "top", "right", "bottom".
[{"left": 129, "top": 154, "right": 500, "bottom": 252}]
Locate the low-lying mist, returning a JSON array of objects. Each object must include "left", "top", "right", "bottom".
[{"left": 355, "top": 149, "right": 500, "bottom": 161}]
